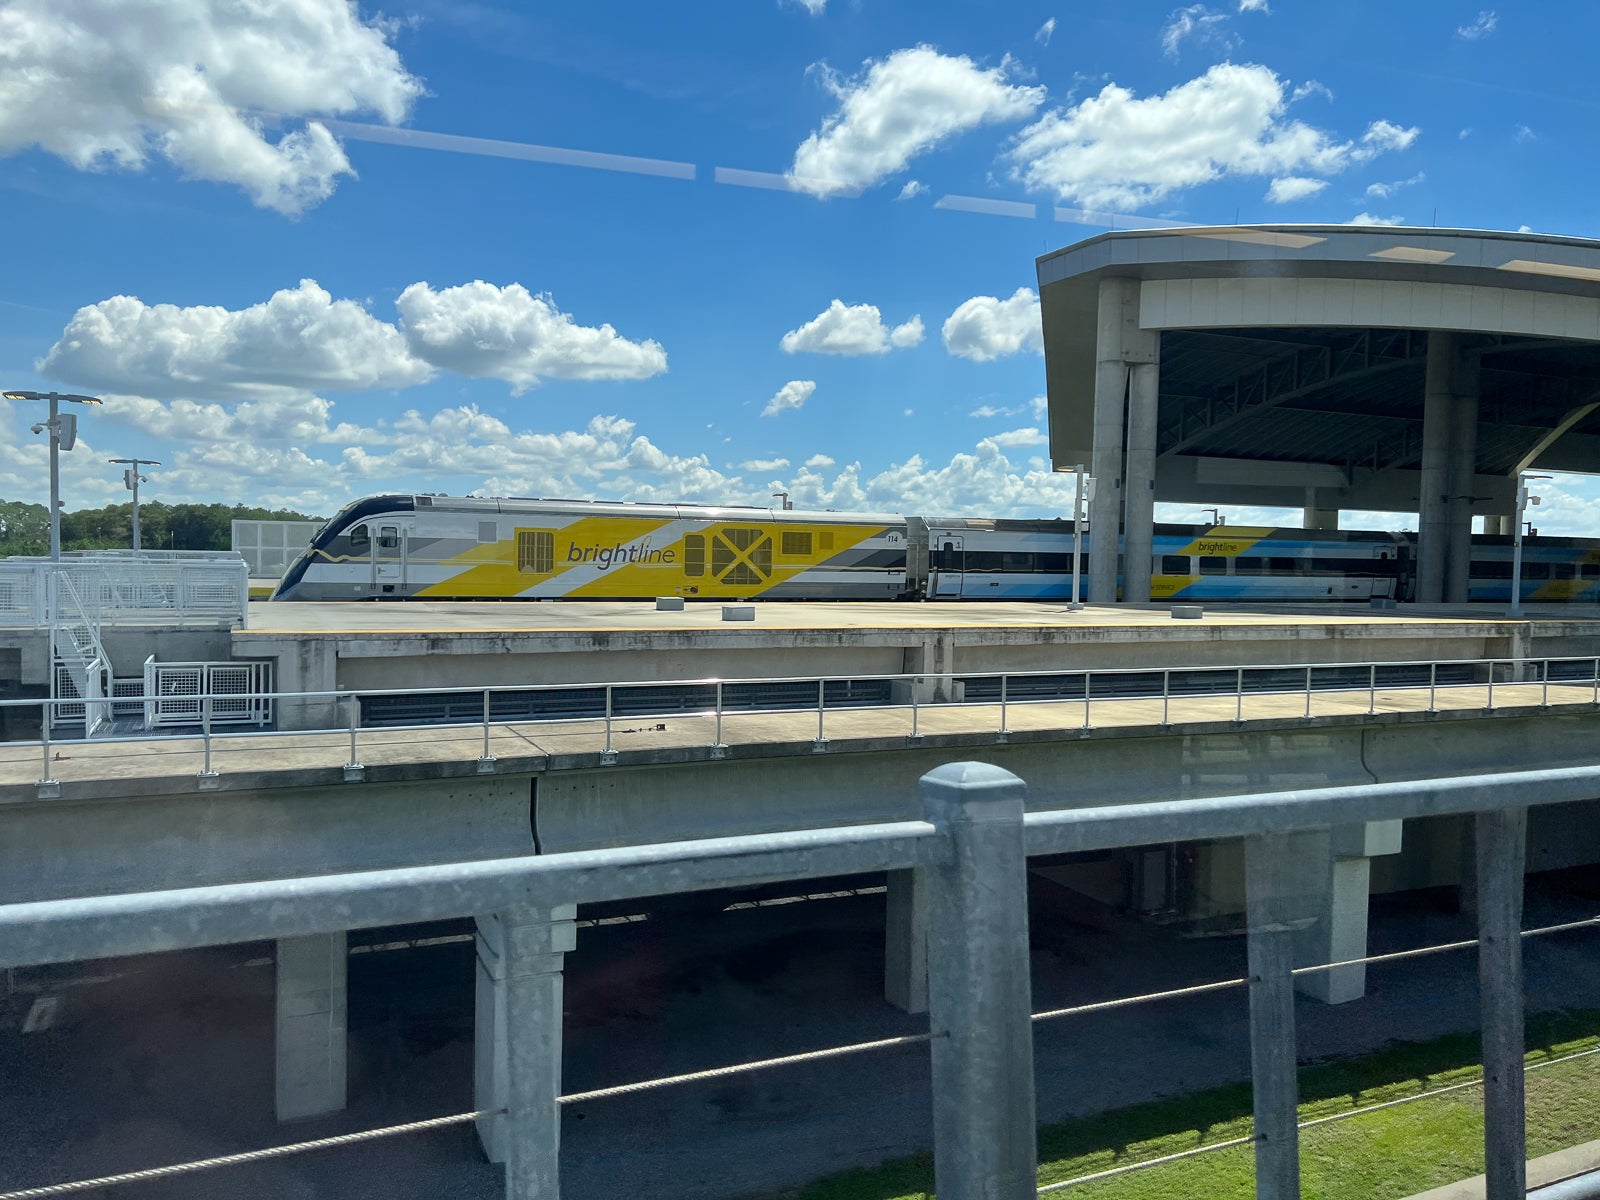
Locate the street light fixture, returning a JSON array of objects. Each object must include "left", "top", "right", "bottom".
[
  {"left": 108, "top": 458, "right": 161, "bottom": 551},
  {"left": 2, "top": 390, "right": 104, "bottom": 561},
  {"left": 1202, "top": 507, "right": 1226, "bottom": 528},
  {"left": 1053, "top": 463, "right": 1093, "bottom": 610},
  {"left": 1509, "top": 473, "right": 1551, "bottom": 618}
]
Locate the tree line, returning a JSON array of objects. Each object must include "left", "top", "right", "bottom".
[{"left": 0, "top": 499, "right": 323, "bottom": 558}]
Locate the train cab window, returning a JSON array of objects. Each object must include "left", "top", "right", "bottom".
[
  {"left": 515, "top": 529, "right": 554, "bottom": 573},
  {"left": 1524, "top": 562, "right": 1551, "bottom": 579},
  {"left": 684, "top": 534, "right": 706, "bottom": 577},
  {"left": 349, "top": 524, "right": 370, "bottom": 552},
  {"left": 1198, "top": 556, "right": 1227, "bottom": 575},
  {"left": 781, "top": 531, "right": 813, "bottom": 558},
  {"left": 1555, "top": 563, "right": 1577, "bottom": 579},
  {"left": 1161, "top": 555, "right": 1190, "bottom": 574},
  {"left": 378, "top": 526, "right": 399, "bottom": 551}
]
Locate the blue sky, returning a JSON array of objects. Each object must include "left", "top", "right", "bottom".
[{"left": 4, "top": 0, "right": 1600, "bottom": 532}]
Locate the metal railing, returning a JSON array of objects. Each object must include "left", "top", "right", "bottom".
[
  {"left": 3, "top": 652, "right": 1597, "bottom": 795},
  {"left": 0, "top": 553, "right": 249, "bottom": 629},
  {"left": 0, "top": 760, "right": 1588, "bottom": 1199}
]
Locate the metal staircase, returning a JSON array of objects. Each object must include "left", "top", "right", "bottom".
[{"left": 48, "top": 571, "right": 111, "bottom": 737}]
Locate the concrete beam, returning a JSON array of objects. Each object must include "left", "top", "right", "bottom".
[
  {"left": 884, "top": 867, "right": 929, "bottom": 1014},
  {"left": 275, "top": 931, "right": 347, "bottom": 1122}
]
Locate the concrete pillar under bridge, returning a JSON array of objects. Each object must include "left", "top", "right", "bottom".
[
  {"left": 1088, "top": 276, "right": 1161, "bottom": 605},
  {"left": 1303, "top": 507, "right": 1340, "bottom": 531},
  {"left": 275, "top": 932, "right": 347, "bottom": 1121},
  {"left": 1417, "top": 333, "right": 1481, "bottom": 603}
]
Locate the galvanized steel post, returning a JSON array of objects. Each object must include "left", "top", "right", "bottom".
[
  {"left": 1245, "top": 832, "right": 1302, "bottom": 1199},
  {"left": 1477, "top": 807, "right": 1528, "bottom": 1200},
  {"left": 921, "top": 762, "right": 1037, "bottom": 1198},
  {"left": 502, "top": 904, "right": 577, "bottom": 1200}
]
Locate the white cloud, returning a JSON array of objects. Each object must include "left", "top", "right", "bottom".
[
  {"left": 1035, "top": 17, "right": 1057, "bottom": 45},
  {"left": 987, "top": 427, "right": 1047, "bottom": 448},
  {"left": 1457, "top": 10, "right": 1497, "bottom": 39},
  {"left": 763, "top": 380, "right": 816, "bottom": 417},
  {"left": 1515, "top": 124, "right": 1536, "bottom": 142},
  {"left": 780, "top": 300, "right": 924, "bottom": 356},
  {"left": 396, "top": 282, "right": 667, "bottom": 392},
  {"left": 789, "top": 46, "right": 1045, "bottom": 197},
  {"left": 1161, "top": 5, "right": 1235, "bottom": 58},
  {"left": 804, "top": 454, "right": 835, "bottom": 467},
  {"left": 1266, "top": 176, "right": 1328, "bottom": 203},
  {"left": 941, "top": 288, "right": 1043, "bottom": 362},
  {"left": 0, "top": 0, "right": 423, "bottom": 214},
  {"left": 1348, "top": 212, "right": 1404, "bottom": 226},
  {"left": 1239, "top": 0, "right": 1270, "bottom": 11},
  {"left": 1365, "top": 171, "right": 1425, "bottom": 199},
  {"left": 39, "top": 280, "right": 430, "bottom": 399},
  {"left": 1517, "top": 224, "right": 1534, "bottom": 234},
  {"left": 785, "top": 0, "right": 827, "bottom": 13},
  {"left": 970, "top": 404, "right": 1014, "bottom": 418},
  {"left": 741, "top": 457, "right": 791, "bottom": 471},
  {"left": 897, "top": 180, "right": 926, "bottom": 201},
  {"left": 1291, "top": 80, "right": 1334, "bottom": 104},
  {"left": 1009, "top": 63, "right": 1420, "bottom": 210}
]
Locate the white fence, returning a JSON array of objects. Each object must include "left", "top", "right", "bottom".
[
  {"left": 231, "top": 520, "right": 319, "bottom": 580},
  {"left": 0, "top": 552, "right": 250, "bottom": 628},
  {"left": 143, "top": 658, "right": 274, "bottom": 729}
]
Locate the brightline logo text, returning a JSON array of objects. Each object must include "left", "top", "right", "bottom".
[{"left": 567, "top": 536, "right": 676, "bottom": 570}]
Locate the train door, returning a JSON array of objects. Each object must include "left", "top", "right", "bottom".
[
  {"left": 932, "top": 535, "right": 964, "bottom": 598},
  {"left": 370, "top": 522, "right": 410, "bottom": 594}
]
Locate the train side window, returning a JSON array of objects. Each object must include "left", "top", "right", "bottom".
[
  {"left": 1198, "top": 556, "right": 1227, "bottom": 574},
  {"left": 1234, "top": 556, "right": 1266, "bottom": 574},
  {"left": 516, "top": 529, "right": 554, "bottom": 573},
  {"left": 1001, "top": 551, "right": 1034, "bottom": 572},
  {"left": 1471, "top": 560, "right": 1513, "bottom": 579},
  {"left": 1039, "top": 553, "right": 1072, "bottom": 572},
  {"left": 378, "top": 526, "right": 399, "bottom": 550},
  {"left": 1269, "top": 557, "right": 1296, "bottom": 575},
  {"left": 349, "top": 524, "right": 370, "bottom": 552},
  {"left": 1524, "top": 562, "right": 1551, "bottom": 579},
  {"left": 684, "top": 534, "right": 706, "bottom": 577},
  {"left": 1161, "top": 555, "right": 1190, "bottom": 574},
  {"left": 1583, "top": 563, "right": 1600, "bottom": 579},
  {"left": 781, "top": 531, "right": 813, "bottom": 558},
  {"left": 1555, "top": 563, "right": 1577, "bottom": 580}
]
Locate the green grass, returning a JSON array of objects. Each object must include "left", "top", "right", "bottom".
[{"left": 761, "top": 1009, "right": 1600, "bottom": 1200}]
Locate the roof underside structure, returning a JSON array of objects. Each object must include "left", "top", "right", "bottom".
[{"left": 1038, "top": 226, "right": 1600, "bottom": 513}]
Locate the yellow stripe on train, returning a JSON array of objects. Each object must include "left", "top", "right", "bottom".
[{"left": 1174, "top": 526, "right": 1276, "bottom": 557}]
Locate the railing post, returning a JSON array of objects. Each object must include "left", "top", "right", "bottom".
[
  {"left": 1428, "top": 662, "right": 1437, "bottom": 713},
  {"left": 1368, "top": 663, "right": 1377, "bottom": 715},
  {"left": 920, "top": 763, "right": 1036, "bottom": 1199},
  {"left": 813, "top": 678, "right": 828, "bottom": 752},
  {"left": 1476, "top": 806, "right": 1528, "bottom": 1200},
  {"left": 344, "top": 693, "right": 363, "bottom": 782},
  {"left": 37, "top": 698, "right": 59, "bottom": 800},
  {"left": 501, "top": 904, "right": 577, "bottom": 1200},
  {"left": 1540, "top": 660, "right": 1549, "bottom": 708},
  {"left": 998, "top": 674, "right": 1009, "bottom": 742},
  {"left": 478, "top": 688, "right": 497, "bottom": 773},
  {"left": 1236, "top": 667, "right": 1245, "bottom": 724},
  {"left": 1593, "top": 657, "right": 1599, "bottom": 706},
  {"left": 1486, "top": 660, "right": 1496, "bottom": 711},
  {"left": 1160, "top": 669, "right": 1170, "bottom": 727},
  {"left": 712, "top": 681, "right": 727, "bottom": 757},
  {"left": 1304, "top": 665, "right": 1313, "bottom": 719},
  {"left": 198, "top": 695, "right": 219, "bottom": 789},
  {"left": 1083, "top": 670, "right": 1094, "bottom": 731},
  {"left": 909, "top": 679, "right": 922, "bottom": 742},
  {"left": 1245, "top": 832, "right": 1302, "bottom": 1200},
  {"left": 600, "top": 685, "right": 617, "bottom": 765}
]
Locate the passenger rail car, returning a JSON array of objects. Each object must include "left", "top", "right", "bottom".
[{"left": 270, "top": 493, "right": 1595, "bottom": 605}]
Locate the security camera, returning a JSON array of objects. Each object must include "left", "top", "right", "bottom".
[{"left": 29, "top": 422, "right": 45, "bottom": 435}]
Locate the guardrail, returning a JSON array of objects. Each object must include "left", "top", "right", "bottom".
[
  {"left": 0, "top": 760, "right": 1584, "bottom": 1199},
  {"left": 2, "top": 652, "right": 1597, "bottom": 796},
  {"left": 0, "top": 553, "right": 249, "bottom": 628}
]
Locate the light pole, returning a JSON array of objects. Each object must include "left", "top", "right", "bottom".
[
  {"left": 109, "top": 457, "right": 161, "bottom": 551},
  {"left": 1202, "top": 507, "right": 1225, "bottom": 528},
  {"left": 2, "top": 390, "right": 104, "bottom": 561},
  {"left": 1509, "top": 473, "right": 1550, "bottom": 618},
  {"left": 1055, "top": 464, "right": 1093, "bottom": 610}
]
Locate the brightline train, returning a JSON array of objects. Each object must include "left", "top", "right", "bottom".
[{"left": 269, "top": 493, "right": 1600, "bottom": 605}]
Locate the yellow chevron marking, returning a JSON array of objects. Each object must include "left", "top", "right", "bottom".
[
  {"left": 415, "top": 516, "right": 673, "bottom": 598},
  {"left": 1531, "top": 578, "right": 1598, "bottom": 602},
  {"left": 1176, "top": 526, "right": 1276, "bottom": 557}
]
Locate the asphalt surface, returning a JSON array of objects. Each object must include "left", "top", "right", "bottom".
[{"left": 4, "top": 868, "right": 1600, "bottom": 1199}]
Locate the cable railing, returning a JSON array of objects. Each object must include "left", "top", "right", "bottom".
[{"left": 3, "top": 652, "right": 1598, "bottom": 796}]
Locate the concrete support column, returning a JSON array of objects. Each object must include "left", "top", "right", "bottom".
[
  {"left": 1446, "top": 362, "right": 1482, "bottom": 603},
  {"left": 1417, "top": 333, "right": 1457, "bottom": 604},
  {"left": 1302, "top": 507, "right": 1340, "bottom": 530},
  {"left": 884, "top": 867, "right": 929, "bottom": 1013},
  {"left": 272, "top": 639, "right": 340, "bottom": 731},
  {"left": 1476, "top": 807, "right": 1528, "bottom": 1200},
  {"left": 1245, "top": 833, "right": 1302, "bottom": 1200},
  {"left": 475, "top": 906, "right": 577, "bottom": 1177},
  {"left": 921, "top": 763, "right": 1037, "bottom": 1199},
  {"left": 1122, "top": 360, "right": 1161, "bottom": 603},
  {"left": 1293, "top": 821, "right": 1404, "bottom": 1004},
  {"left": 1088, "top": 357, "right": 1129, "bottom": 605},
  {"left": 275, "top": 931, "right": 347, "bottom": 1122}
]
